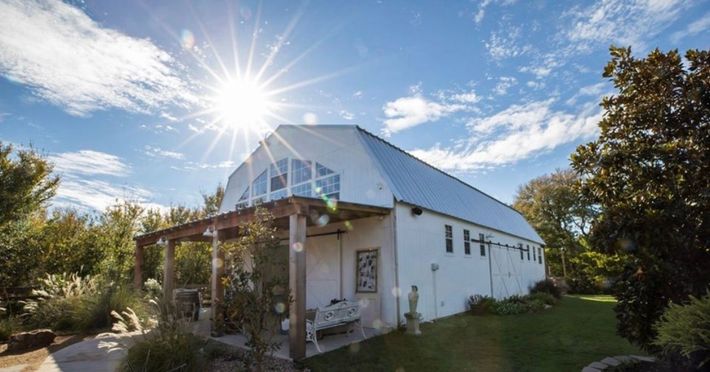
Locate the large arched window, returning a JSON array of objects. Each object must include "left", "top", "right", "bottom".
[{"left": 234, "top": 158, "right": 340, "bottom": 209}]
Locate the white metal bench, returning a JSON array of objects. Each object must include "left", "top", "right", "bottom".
[{"left": 306, "top": 300, "right": 366, "bottom": 352}]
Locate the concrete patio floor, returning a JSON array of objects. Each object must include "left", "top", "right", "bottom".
[{"left": 196, "top": 307, "right": 383, "bottom": 360}]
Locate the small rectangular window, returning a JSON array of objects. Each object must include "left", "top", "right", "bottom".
[
  {"left": 445, "top": 225, "right": 453, "bottom": 253},
  {"left": 479, "top": 233, "right": 486, "bottom": 256},
  {"left": 463, "top": 229, "right": 471, "bottom": 255},
  {"left": 533, "top": 245, "right": 536, "bottom": 261},
  {"left": 527, "top": 244, "right": 531, "bottom": 261},
  {"left": 520, "top": 244, "right": 524, "bottom": 260},
  {"left": 538, "top": 247, "right": 543, "bottom": 264}
]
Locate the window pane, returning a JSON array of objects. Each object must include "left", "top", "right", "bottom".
[
  {"left": 252, "top": 171, "right": 267, "bottom": 196},
  {"left": 236, "top": 201, "right": 249, "bottom": 209},
  {"left": 464, "top": 242, "right": 471, "bottom": 255},
  {"left": 292, "top": 182, "right": 312, "bottom": 197},
  {"left": 271, "top": 175, "right": 287, "bottom": 191},
  {"left": 316, "top": 162, "right": 334, "bottom": 177},
  {"left": 291, "top": 159, "right": 312, "bottom": 184},
  {"left": 270, "top": 158, "right": 288, "bottom": 176},
  {"left": 270, "top": 189, "right": 288, "bottom": 201},
  {"left": 315, "top": 174, "right": 340, "bottom": 197},
  {"left": 239, "top": 186, "right": 249, "bottom": 201},
  {"left": 479, "top": 233, "right": 486, "bottom": 256}
]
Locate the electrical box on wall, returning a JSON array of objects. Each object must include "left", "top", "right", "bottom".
[{"left": 431, "top": 263, "right": 439, "bottom": 271}]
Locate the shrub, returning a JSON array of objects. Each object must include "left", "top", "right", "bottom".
[
  {"left": 467, "top": 295, "right": 496, "bottom": 315},
  {"left": 121, "top": 298, "right": 207, "bottom": 372},
  {"left": 0, "top": 317, "right": 18, "bottom": 342},
  {"left": 79, "top": 284, "right": 146, "bottom": 331},
  {"left": 527, "top": 292, "right": 557, "bottom": 306},
  {"left": 529, "top": 278, "right": 562, "bottom": 299},
  {"left": 23, "top": 273, "right": 99, "bottom": 331},
  {"left": 653, "top": 291, "right": 710, "bottom": 369},
  {"left": 491, "top": 299, "right": 528, "bottom": 315}
]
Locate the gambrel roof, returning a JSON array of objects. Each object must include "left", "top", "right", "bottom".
[{"left": 353, "top": 126, "right": 544, "bottom": 244}]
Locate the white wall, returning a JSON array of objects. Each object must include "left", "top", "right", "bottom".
[
  {"left": 394, "top": 203, "right": 546, "bottom": 322},
  {"left": 303, "top": 214, "right": 397, "bottom": 329},
  {"left": 220, "top": 126, "right": 393, "bottom": 213}
]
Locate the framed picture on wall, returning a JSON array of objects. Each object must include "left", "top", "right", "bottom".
[{"left": 356, "top": 249, "right": 378, "bottom": 293}]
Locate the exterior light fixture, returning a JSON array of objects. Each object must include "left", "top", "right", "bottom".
[
  {"left": 156, "top": 237, "right": 167, "bottom": 246},
  {"left": 411, "top": 206, "right": 423, "bottom": 216},
  {"left": 203, "top": 226, "right": 216, "bottom": 237}
]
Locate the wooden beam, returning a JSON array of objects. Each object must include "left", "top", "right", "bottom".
[
  {"left": 210, "top": 229, "right": 225, "bottom": 336},
  {"left": 163, "top": 239, "right": 176, "bottom": 301},
  {"left": 134, "top": 242, "right": 143, "bottom": 290},
  {"left": 288, "top": 213, "right": 307, "bottom": 360}
]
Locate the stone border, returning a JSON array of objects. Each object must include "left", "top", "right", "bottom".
[{"left": 581, "top": 355, "right": 656, "bottom": 371}]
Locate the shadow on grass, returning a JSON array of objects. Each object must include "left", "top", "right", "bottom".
[{"left": 301, "top": 296, "right": 642, "bottom": 372}]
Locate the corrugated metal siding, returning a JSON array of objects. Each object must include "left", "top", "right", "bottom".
[{"left": 357, "top": 127, "right": 544, "bottom": 244}]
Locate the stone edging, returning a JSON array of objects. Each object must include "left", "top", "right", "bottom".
[{"left": 581, "top": 355, "right": 656, "bottom": 371}]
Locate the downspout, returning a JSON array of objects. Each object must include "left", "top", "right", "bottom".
[
  {"left": 391, "top": 205, "right": 401, "bottom": 328},
  {"left": 488, "top": 240, "right": 494, "bottom": 297},
  {"left": 339, "top": 230, "right": 344, "bottom": 299}
]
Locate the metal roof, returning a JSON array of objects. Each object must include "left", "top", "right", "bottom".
[{"left": 356, "top": 126, "right": 544, "bottom": 244}]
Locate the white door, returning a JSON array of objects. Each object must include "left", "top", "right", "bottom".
[{"left": 490, "top": 245, "right": 523, "bottom": 299}]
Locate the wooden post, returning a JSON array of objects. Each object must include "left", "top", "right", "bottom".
[
  {"left": 211, "top": 229, "right": 225, "bottom": 336},
  {"left": 288, "top": 213, "right": 307, "bottom": 360},
  {"left": 164, "top": 239, "right": 176, "bottom": 301},
  {"left": 134, "top": 242, "right": 143, "bottom": 290}
]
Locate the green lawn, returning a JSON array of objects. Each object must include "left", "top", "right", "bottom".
[{"left": 302, "top": 295, "right": 643, "bottom": 372}]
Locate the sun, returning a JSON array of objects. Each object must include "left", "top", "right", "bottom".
[{"left": 212, "top": 77, "right": 274, "bottom": 129}]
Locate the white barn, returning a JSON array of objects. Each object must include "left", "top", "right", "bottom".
[{"left": 134, "top": 124, "right": 545, "bottom": 359}]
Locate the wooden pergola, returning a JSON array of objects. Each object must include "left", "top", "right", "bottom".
[{"left": 133, "top": 196, "right": 390, "bottom": 360}]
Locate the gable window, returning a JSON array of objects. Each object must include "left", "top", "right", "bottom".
[
  {"left": 252, "top": 170, "right": 267, "bottom": 203},
  {"left": 270, "top": 158, "right": 288, "bottom": 200},
  {"left": 479, "top": 233, "right": 486, "bottom": 256},
  {"left": 445, "top": 225, "right": 453, "bottom": 253},
  {"left": 527, "top": 244, "right": 531, "bottom": 261},
  {"left": 316, "top": 162, "right": 334, "bottom": 177},
  {"left": 463, "top": 229, "right": 471, "bottom": 255},
  {"left": 538, "top": 247, "right": 543, "bottom": 264},
  {"left": 237, "top": 158, "right": 341, "bottom": 208},
  {"left": 236, "top": 186, "right": 250, "bottom": 209},
  {"left": 520, "top": 243, "right": 524, "bottom": 260},
  {"left": 291, "top": 159, "right": 312, "bottom": 185},
  {"left": 315, "top": 174, "right": 340, "bottom": 200}
]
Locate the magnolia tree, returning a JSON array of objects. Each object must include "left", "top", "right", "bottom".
[
  {"left": 222, "top": 207, "right": 289, "bottom": 371},
  {"left": 572, "top": 47, "right": 709, "bottom": 350}
]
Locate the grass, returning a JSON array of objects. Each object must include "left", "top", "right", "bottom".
[{"left": 302, "top": 295, "right": 644, "bottom": 372}]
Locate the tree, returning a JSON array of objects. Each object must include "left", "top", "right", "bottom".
[
  {"left": 571, "top": 47, "right": 710, "bottom": 350},
  {"left": 0, "top": 143, "right": 59, "bottom": 226},
  {"left": 513, "top": 169, "right": 597, "bottom": 276},
  {"left": 97, "top": 201, "right": 145, "bottom": 283},
  {"left": 201, "top": 184, "right": 224, "bottom": 217},
  {"left": 222, "top": 208, "right": 288, "bottom": 370}
]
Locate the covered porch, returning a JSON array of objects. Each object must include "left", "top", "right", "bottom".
[{"left": 133, "top": 196, "right": 391, "bottom": 360}]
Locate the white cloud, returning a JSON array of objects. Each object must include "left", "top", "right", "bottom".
[
  {"left": 353, "top": 90, "right": 363, "bottom": 99},
  {"left": 54, "top": 178, "right": 157, "bottom": 212},
  {"left": 526, "top": 80, "right": 545, "bottom": 90},
  {"left": 382, "top": 95, "right": 464, "bottom": 135},
  {"left": 0, "top": 0, "right": 195, "bottom": 116},
  {"left": 565, "top": 0, "right": 688, "bottom": 52},
  {"left": 493, "top": 76, "right": 517, "bottom": 95},
  {"left": 339, "top": 110, "right": 355, "bottom": 121},
  {"left": 175, "top": 160, "right": 236, "bottom": 171},
  {"left": 485, "top": 27, "right": 532, "bottom": 61},
  {"left": 566, "top": 82, "right": 608, "bottom": 105},
  {"left": 144, "top": 145, "right": 184, "bottom": 160},
  {"left": 410, "top": 100, "right": 601, "bottom": 171},
  {"left": 473, "top": 0, "right": 517, "bottom": 24},
  {"left": 670, "top": 12, "right": 710, "bottom": 43},
  {"left": 49, "top": 150, "right": 130, "bottom": 177}
]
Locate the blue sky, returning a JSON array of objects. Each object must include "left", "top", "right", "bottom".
[{"left": 1, "top": 0, "right": 708, "bottom": 212}]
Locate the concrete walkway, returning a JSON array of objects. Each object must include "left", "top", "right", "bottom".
[{"left": 37, "top": 332, "right": 141, "bottom": 372}]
